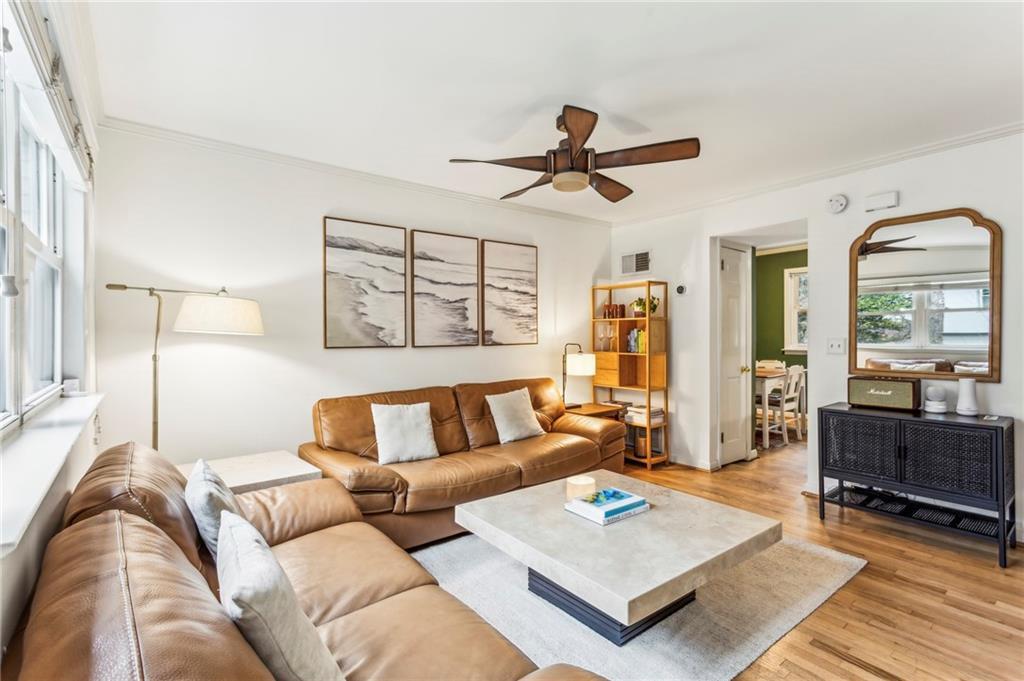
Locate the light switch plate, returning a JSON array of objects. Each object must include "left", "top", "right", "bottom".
[{"left": 827, "top": 337, "right": 846, "bottom": 354}]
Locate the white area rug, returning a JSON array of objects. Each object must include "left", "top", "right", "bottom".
[{"left": 413, "top": 535, "right": 865, "bottom": 681}]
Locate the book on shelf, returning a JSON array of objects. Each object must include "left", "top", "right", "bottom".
[
  {"left": 625, "top": 406, "right": 664, "bottom": 425},
  {"left": 626, "top": 417, "right": 664, "bottom": 427},
  {"left": 564, "top": 487, "right": 650, "bottom": 525}
]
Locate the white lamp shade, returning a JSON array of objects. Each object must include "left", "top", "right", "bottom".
[
  {"left": 566, "top": 352, "right": 596, "bottom": 377},
  {"left": 173, "top": 294, "right": 264, "bottom": 335}
]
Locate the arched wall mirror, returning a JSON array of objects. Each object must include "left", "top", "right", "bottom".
[{"left": 848, "top": 208, "right": 1002, "bottom": 382}]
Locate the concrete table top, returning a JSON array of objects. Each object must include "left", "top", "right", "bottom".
[{"left": 456, "top": 469, "right": 782, "bottom": 625}]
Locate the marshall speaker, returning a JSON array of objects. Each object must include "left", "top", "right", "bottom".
[{"left": 848, "top": 376, "right": 920, "bottom": 411}]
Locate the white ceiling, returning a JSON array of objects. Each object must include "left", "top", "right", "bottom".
[{"left": 85, "top": 2, "right": 1023, "bottom": 224}]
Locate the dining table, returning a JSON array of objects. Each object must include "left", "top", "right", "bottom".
[{"left": 754, "top": 367, "right": 787, "bottom": 449}]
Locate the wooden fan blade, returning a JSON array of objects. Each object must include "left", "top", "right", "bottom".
[
  {"left": 562, "top": 105, "right": 599, "bottom": 163},
  {"left": 875, "top": 246, "right": 927, "bottom": 254},
  {"left": 594, "top": 138, "right": 700, "bottom": 169},
  {"left": 589, "top": 173, "right": 633, "bottom": 203},
  {"left": 859, "top": 236, "right": 923, "bottom": 257},
  {"left": 501, "top": 173, "right": 552, "bottom": 200},
  {"left": 449, "top": 156, "right": 548, "bottom": 172}
]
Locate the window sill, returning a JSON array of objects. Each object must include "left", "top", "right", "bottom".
[{"left": 0, "top": 393, "right": 103, "bottom": 558}]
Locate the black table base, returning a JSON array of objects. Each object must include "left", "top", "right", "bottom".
[{"left": 527, "top": 568, "right": 695, "bottom": 646}]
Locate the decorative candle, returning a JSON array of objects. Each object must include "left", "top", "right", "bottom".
[{"left": 566, "top": 475, "right": 596, "bottom": 500}]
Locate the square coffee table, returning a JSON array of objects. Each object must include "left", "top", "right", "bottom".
[{"left": 455, "top": 470, "right": 782, "bottom": 645}]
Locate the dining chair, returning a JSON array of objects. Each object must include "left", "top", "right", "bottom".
[
  {"left": 768, "top": 365, "right": 804, "bottom": 443},
  {"left": 756, "top": 359, "right": 786, "bottom": 371}
]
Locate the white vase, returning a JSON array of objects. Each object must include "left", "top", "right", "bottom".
[{"left": 956, "top": 378, "right": 979, "bottom": 416}]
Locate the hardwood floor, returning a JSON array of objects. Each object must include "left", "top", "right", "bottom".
[{"left": 625, "top": 443, "right": 1024, "bottom": 681}]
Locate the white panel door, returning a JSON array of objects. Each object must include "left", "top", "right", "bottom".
[{"left": 719, "top": 246, "right": 751, "bottom": 466}]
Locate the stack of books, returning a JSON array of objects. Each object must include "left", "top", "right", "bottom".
[
  {"left": 625, "top": 328, "right": 647, "bottom": 353},
  {"left": 598, "top": 399, "right": 632, "bottom": 419},
  {"left": 564, "top": 487, "right": 650, "bottom": 526},
  {"left": 625, "top": 405, "right": 664, "bottom": 426}
]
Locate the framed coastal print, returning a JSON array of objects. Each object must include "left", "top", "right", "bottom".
[
  {"left": 481, "top": 240, "right": 538, "bottom": 345},
  {"left": 411, "top": 230, "right": 479, "bottom": 347},
  {"left": 323, "top": 216, "right": 407, "bottom": 348}
]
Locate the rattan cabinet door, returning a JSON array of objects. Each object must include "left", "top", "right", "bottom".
[
  {"left": 821, "top": 412, "right": 898, "bottom": 479},
  {"left": 902, "top": 423, "right": 995, "bottom": 499}
]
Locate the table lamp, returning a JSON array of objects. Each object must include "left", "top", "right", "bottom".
[
  {"left": 105, "top": 284, "right": 264, "bottom": 449},
  {"left": 562, "top": 342, "right": 596, "bottom": 409}
]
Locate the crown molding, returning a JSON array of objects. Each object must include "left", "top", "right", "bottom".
[
  {"left": 97, "top": 117, "right": 613, "bottom": 229},
  {"left": 613, "top": 121, "right": 1024, "bottom": 228}
]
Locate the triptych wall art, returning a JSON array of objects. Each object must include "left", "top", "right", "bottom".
[{"left": 323, "top": 216, "right": 537, "bottom": 349}]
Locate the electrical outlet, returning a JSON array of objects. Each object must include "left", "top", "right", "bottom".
[{"left": 826, "top": 337, "right": 846, "bottom": 354}]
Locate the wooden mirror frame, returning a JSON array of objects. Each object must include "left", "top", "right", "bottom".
[{"left": 848, "top": 207, "right": 1002, "bottom": 383}]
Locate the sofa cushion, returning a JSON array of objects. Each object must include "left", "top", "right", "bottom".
[
  {"left": 235, "top": 478, "right": 364, "bottom": 546},
  {"left": 454, "top": 377, "right": 566, "bottom": 448},
  {"left": 318, "top": 584, "right": 537, "bottom": 681},
  {"left": 62, "top": 441, "right": 205, "bottom": 570},
  {"left": 314, "top": 386, "right": 469, "bottom": 458},
  {"left": 473, "top": 432, "right": 600, "bottom": 486},
  {"left": 386, "top": 451, "right": 521, "bottom": 512},
  {"left": 218, "top": 512, "right": 344, "bottom": 681},
  {"left": 272, "top": 522, "right": 436, "bottom": 626},
  {"left": 18, "top": 511, "right": 273, "bottom": 681}
]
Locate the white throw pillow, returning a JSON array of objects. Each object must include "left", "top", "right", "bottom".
[
  {"left": 184, "top": 459, "right": 240, "bottom": 560},
  {"left": 371, "top": 402, "right": 440, "bottom": 465},
  {"left": 891, "top": 362, "right": 936, "bottom": 372},
  {"left": 217, "top": 512, "right": 344, "bottom": 681},
  {"left": 955, "top": 365, "right": 989, "bottom": 374},
  {"left": 486, "top": 388, "right": 546, "bottom": 444}
]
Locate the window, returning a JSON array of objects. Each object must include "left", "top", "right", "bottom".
[
  {"left": 0, "top": 14, "right": 87, "bottom": 433},
  {"left": 783, "top": 267, "right": 808, "bottom": 353},
  {"left": 856, "top": 276, "right": 989, "bottom": 350}
]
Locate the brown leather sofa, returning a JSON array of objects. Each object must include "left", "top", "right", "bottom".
[
  {"left": 299, "top": 377, "right": 627, "bottom": 548},
  {"left": 3, "top": 442, "right": 606, "bottom": 681}
]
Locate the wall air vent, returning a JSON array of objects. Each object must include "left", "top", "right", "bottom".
[{"left": 621, "top": 251, "right": 651, "bottom": 276}]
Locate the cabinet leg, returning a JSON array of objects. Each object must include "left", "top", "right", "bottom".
[
  {"left": 1010, "top": 499, "right": 1017, "bottom": 549},
  {"left": 818, "top": 474, "right": 825, "bottom": 520},
  {"left": 998, "top": 504, "right": 1007, "bottom": 568}
]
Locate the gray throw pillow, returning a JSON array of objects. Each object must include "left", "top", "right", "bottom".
[
  {"left": 218, "top": 512, "right": 345, "bottom": 681},
  {"left": 184, "top": 459, "right": 240, "bottom": 560}
]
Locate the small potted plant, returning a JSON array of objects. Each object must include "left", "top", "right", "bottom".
[{"left": 630, "top": 296, "right": 660, "bottom": 317}]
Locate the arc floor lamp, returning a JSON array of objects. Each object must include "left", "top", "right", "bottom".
[{"left": 105, "top": 283, "right": 264, "bottom": 450}]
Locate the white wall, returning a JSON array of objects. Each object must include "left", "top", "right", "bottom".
[
  {"left": 94, "top": 127, "right": 611, "bottom": 463},
  {"left": 611, "top": 134, "right": 1023, "bottom": 521}
]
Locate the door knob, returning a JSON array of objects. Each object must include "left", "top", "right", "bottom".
[{"left": 740, "top": 365, "right": 751, "bottom": 374}]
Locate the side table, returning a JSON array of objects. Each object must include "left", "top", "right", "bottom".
[{"left": 176, "top": 450, "right": 322, "bottom": 493}]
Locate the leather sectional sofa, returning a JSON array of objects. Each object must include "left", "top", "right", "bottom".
[
  {"left": 3, "top": 442, "right": 606, "bottom": 681},
  {"left": 299, "top": 377, "right": 627, "bottom": 548}
]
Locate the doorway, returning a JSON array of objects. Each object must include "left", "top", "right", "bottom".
[{"left": 713, "top": 220, "right": 809, "bottom": 469}]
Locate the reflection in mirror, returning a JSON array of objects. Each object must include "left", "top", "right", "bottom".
[{"left": 854, "top": 214, "right": 994, "bottom": 379}]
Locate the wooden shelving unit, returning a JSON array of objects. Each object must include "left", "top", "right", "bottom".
[{"left": 591, "top": 280, "right": 669, "bottom": 470}]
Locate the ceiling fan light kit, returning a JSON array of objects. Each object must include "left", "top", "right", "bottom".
[
  {"left": 451, "top": 104, "right": 700, "bottom": 203},
  {"left": 552, "top": 171, "right": 588, "bottom": 192}
]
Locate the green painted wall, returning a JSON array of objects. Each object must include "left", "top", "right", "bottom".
[{"left": 754, "top": 248, "right": 808, "bottom": 367}]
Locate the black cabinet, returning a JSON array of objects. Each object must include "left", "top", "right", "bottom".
[{"left": 818, "top": 402, "right": 1015, "bottom": 567}]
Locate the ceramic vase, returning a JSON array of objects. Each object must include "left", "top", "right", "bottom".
[{"left": 956, "top": 378, "right": 979, "bottom": 416}]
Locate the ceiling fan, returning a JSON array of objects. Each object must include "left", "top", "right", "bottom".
[
  {"left": 858, "top": 235, "right": 927, "bottom": 260},
  {"left": 450, "top": 105, "right": 700, "bottom": 203}
]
